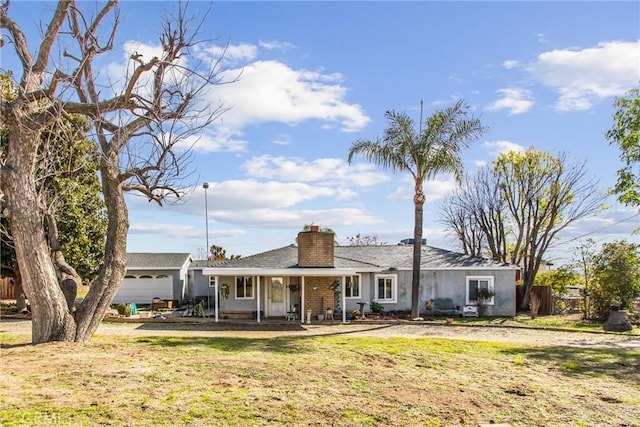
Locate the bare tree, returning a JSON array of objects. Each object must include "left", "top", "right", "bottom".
[
  {"left": 441, "top": 148, "right": 606, "bottom": 311},
  {"left": 440, "top": 194, "right": 484, "bottom": 257},
  {"left": 441, "top": 169, "right": 507, "bottom": 261},
  {"left": 346, "top": 233, "right": 387, "bottom": 246},
  {"left": 1, "top": 0, "right": 232, "bottom": 343}
]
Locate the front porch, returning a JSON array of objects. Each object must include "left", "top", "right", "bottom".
[{"left": 200, "top": 270, "right": 362, "bottom": 324}]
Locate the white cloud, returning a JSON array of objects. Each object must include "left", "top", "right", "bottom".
[
  {"left": 176, "top": 132, "right": 247, "bottom": 153},
  {"left": 486, "top": 88, "right": 534, "bottom": 115},
  {"left": 130, "top": 223, "right": 203, "bottom": 239},
  {"left": 484, "top": 140, "right": 526, "bottom": 156},
  {"left": 107, "top": 40, "right": 369, "bottom": 150},
  {"left": 388, "top": 176, "right": 458, "bottom": 203},
  {"left": 210, "top": 60, "right": 370, "bottom": 134},
  {"left": 210, "top": 207, "right": 381, "bottom": 228},
  {"left": 129, "top": 222, "right": 246, "bottom": 240},
  {"left": 502, "top": 60, "right": 519, "bottom": 69},
  {"left": 201, "top": 179, "right": 353, "bottom": 211},
  {"left": 271, "top": 134, "right": 291, "bottom": 146},
  {"left": 259, "top": 39, "right": 297, "bottom": 51},
  {"left": 431, "top": 94, "right": 462, "bottom": 107},
  {"left": 529, "top": 40, "right": 640, "bottom": 111},
  {"left": 195, "top": 43, "right": 258, "bottom": 66},
  {"left": 243, "top": 155, "right": 390, "bottom": 187},
  {"left": 106, "top": 41, "right": 191, "bottom": 95}
]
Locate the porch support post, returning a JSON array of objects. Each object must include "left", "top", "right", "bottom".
[
  {"left": 342, "top": 275, "right": 347, "bottom": 323},
  {"left": 301, "top": 276, "right": 306, "bottom": 324},
  {"left": 256, "top": 276, "right": 261, "bottom": 323},
  {"left": 214, "top": 275, "right": 219, "bottom": 323}
]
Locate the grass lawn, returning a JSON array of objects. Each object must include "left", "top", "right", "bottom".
[{"left": 1, "top": 329, "right": 639, "bottom": 426}]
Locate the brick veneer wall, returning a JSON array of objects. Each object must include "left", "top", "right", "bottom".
[
  {"left": 297, "top": 231, "right": 334, "bottom": 267},
  {"left": 303, "top": 276, "right": 335, "bottom": 316}
]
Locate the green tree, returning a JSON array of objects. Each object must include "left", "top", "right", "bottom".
[
  {"left": 534, "top": 266, "right": 581, "bottom": 297},
  {"left": 208, "top": 245, "right": 240, "bottom": 261},
  {"left": 606, "top": 86, "right": 640, "bottom": 207},
  {"left": 348, "top": 100, "right": 487, "bottom": 318},
  {"left": 591, "top": 240, "right": 640, "bottom": 319}
]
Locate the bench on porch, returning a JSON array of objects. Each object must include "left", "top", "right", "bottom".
[{"left": 426, "top": 298, "right": 463, "bottom": 317}]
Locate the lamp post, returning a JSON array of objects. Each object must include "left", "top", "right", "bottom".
[
  {"left": 203, "top": 182, "right": 211, "bottom": 317},
  {"left": 203, "top": 182, "right": 210, "bottom": 261}
]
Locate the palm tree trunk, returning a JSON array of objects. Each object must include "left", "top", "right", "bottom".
[{"left": 411, "top": 193, "right": 425, "bottom": 319}]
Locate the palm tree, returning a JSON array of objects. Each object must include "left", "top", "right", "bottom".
[{"left": 348, "top": 100, "right": 487, "bottom": 318}]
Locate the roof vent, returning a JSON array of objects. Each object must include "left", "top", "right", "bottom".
[{"left": 399, "top": 238, "right": 427, "bottom": 245}]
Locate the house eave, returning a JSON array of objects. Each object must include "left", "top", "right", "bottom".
[{"left": 202, "top": 267, "right": 384, "bottom": 276}]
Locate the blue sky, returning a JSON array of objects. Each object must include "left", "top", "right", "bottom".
[{"left": 4, "top": 1, "right": 640, "bottom": 265}]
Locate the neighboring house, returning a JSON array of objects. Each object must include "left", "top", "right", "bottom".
[
  {"left": 202, "top": 230, "right": 518, "bottom": 322},
  {"left": 112, "top": 253, "right": 192, "bottom": 305}
]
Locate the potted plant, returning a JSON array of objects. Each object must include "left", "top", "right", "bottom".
[
  {"left": 477, "top": 288, "right": 495, "bottom": 317},
  {"left": 289, "top": 282, "right": 300, "bottom": 293},
  {"left": 220, "top": 283, "right": 230, "bottom": 300}
]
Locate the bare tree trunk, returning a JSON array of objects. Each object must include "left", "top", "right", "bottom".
[
  {"left": 46, "top": 213, "right": 81, "bottom": 311},
  {"left": 411, "top": 192, "right": 425, "bottom": 319},
  {"left": 14, "top": 268, "right": 27, "bottom": 313},
  {"left": 73, "top": 156, "right": 128, "bottom": 342},
  {"left": 2, "top": 126, "right": 76, "bottom": 343}
]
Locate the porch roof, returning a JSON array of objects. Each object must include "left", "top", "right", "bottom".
[
  {"left": 203, "top": 267, "right": 372, "bottom": 277},
  {"left": 202, "top": 245, "right": 384, "bottom": 277}
]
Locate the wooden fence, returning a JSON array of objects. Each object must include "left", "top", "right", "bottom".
[
  {"left": 0, "top": 277, "right": 15, "bottom": 300},
  {"left": 516, "top": 285, "right": 552, "bottom": 315}
]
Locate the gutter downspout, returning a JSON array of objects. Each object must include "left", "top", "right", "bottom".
[
  {"left": 301, "top": 276, "right": 305, "bottom": 324},
  {"left": 342, "top": 275, "right": 347, "bottom": 323},
  {"left": 214, "top": 275, "right": 219, "bottom": 323},
  {"left": 256, "top": 276, "right": 261, "bottom": 323}
]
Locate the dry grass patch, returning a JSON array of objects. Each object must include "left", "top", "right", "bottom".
[{"left": 0, "top": 333, "right": 638, "bottom": 426}]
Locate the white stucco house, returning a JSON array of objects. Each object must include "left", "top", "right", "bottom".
[{"left": 197, "top": 230, "right": 518, "bottom": 322}]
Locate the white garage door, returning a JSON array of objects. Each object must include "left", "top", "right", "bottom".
[{"left": 112, "top": 275, "right": 173, "bottom": 305}]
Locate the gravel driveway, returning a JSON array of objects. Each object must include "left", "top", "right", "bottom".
[{"left": 2, "top": 318, "right": 639, "bottom": 351}]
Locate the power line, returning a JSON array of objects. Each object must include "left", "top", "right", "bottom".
[{"left": 550, "top": 212, "right": 639, "bottom": 249}]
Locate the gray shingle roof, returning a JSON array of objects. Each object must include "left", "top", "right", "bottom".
[
  {"left": 126, "top": 253, "right": 192, "bottom": 269},
  {"left": 205, "top": 245, "right": 515, "bottom": 271}
]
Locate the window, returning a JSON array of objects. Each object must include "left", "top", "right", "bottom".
[
  {"left": 466, "top": 276, "right": 494, "bottom": 305},
  {"left": 345, "top": 275, "right": 361, "bottom": 298},
  {"left": 208, "top": 276, "right": 216, "bottom": 288},
  {"left": 235, "top": 276, "right": 254, "bottom": 299},
  {"left": 375, "top": 274, "right": 397, "bottom": 303}
]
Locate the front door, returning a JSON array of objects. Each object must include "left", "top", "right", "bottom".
[{"left": 268, "top": 277, "right": 287, "bottom": 317}]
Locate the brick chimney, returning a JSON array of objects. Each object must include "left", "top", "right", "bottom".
[{"left": 297, "top": 229, "right": 334, "bottom": 267}]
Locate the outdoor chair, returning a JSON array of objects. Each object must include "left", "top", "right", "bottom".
[{"left": 286, "top": 305, "right": 297, "bottom": 321}]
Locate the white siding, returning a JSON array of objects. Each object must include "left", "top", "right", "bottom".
[{"left": 112, "top": 275, "right": 173, "bottom": 304}]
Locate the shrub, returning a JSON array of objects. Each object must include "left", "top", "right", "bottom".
[
  {"left": 370, "top": 301, "right": 384, "bottom": 314},
  {"left": 116, "top": 303, "right": 127, "bottom": 316}
]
